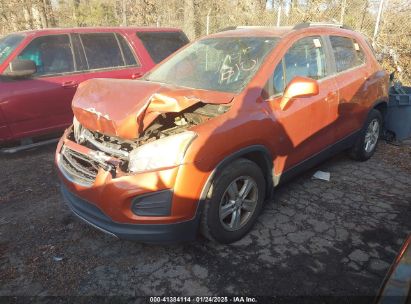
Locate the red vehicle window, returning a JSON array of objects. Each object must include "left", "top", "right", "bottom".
[
  {"left": 137, "top": 31, "right": 189, "bottom": 63},
  {"left": 71, "top": 33, "right": 88, "bottom": 71},
  {"left": 0, "top": 34, "right": 25, "bottom": 65},
  {"left": 80, "top": 33, "right": 125, "bottom": 70},
  {"left": 18, "top": 34, "right": 74, "bottom": 76},
  {"left": 115, "top": 33, "right": 139, "bottom": 67}
]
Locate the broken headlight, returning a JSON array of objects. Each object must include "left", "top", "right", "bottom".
[
  {"left": 73, "top": 116, "right": 86, "bottom": 144},
  {"left": 128, "top": 131, "right": 196, "bottom": 173}
]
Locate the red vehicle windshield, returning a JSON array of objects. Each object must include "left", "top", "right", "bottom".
[{"left": 0, "top": 34, "right": 25, "bottom": 65}]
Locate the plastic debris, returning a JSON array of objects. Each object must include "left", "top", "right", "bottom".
[
  {"left": 53, "top": 256, "right": 64, "bottom": 262},
  {"left": 312, "top": 170, "right": 330, "bottom": 181}
]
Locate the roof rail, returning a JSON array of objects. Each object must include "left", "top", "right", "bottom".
[
  {"left": 219, "top": 26, "right": 276, "bottom": 31},
  {"left": 218, "top": 26, "right": 238, "bottom": 32},
  {"left": 293, "top": 22, "right": 353, "bottom": 30}
]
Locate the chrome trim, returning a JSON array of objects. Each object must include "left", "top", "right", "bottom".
[
  {"left": 58, "top": 146, "right": 100, "bottom": 187},
  {"left": 57, "top": 154, "right": 93, "bottom": 188}
]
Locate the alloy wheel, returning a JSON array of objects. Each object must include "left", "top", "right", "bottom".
[
  {"left": 218, "top": 176, "right": 259, "bottom": 231},
  {"left": 364, "top": 118, "right": 380, "bottom": 153}
]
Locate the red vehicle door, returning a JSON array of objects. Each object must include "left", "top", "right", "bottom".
[
  {"left": 0, "top": 33, "right": 26, "bottom": 143},
  {"left": 0, "top": 31, "right": 146, "bottom": 143},
  {"left": 0, "top": 34, "right": 83, "bottom": 140}
]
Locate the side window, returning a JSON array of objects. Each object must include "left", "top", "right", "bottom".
[
  {"left": 272, "top": 61, "right": 285, "bottom": 96},
  {"left": 116, "top": 33, "right": 139, "bottom": 66},
  {"left": 137, "top": 31, "right": 189, "bottom": 63},
  {"left": 284, "top": 36, "right": 327, "bottom": 85},
  {"left": 329, "top": 36, "right": 363, "bottom": 73},
  {"left": 18, "top": 35, "right": 74, "bottom": 76},
  {"left": 71, "top": 34, "right": 88, "bottom": 71},
  {"left": 80, "top": 33, "right": 124, "bottom": 70}
]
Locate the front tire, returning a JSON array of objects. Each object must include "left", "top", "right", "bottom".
[
  {"left": 200, "top": 158, "right": 266, "bottom": 244},
  {"left": 348, "top": 109, "right": 382, "bottom": 161}
]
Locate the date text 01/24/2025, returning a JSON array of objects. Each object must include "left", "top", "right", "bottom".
[{"left": 149, "top": 296, "right": 258, "bottom": 303}]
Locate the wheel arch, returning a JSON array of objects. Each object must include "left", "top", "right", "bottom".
[
  {"left": 372, "top": 99, "right": 388, "bottom": 124},
  {"left": 199, "top": 145, "right": 274, "bottom": 204}
]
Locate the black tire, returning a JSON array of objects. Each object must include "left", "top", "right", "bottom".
[
  {"left": 200, "top": 158, "right": 266, "bottom": 244},
  {"left": 348, "top": 109, "right": 383, "bottom": 161}
]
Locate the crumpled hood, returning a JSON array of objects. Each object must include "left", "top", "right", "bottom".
[{"left": 72, "top": 78, "right": 234, "bottom": 139}]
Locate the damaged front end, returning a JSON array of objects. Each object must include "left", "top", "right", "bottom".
[{"left": 58, "top": 79, "right": 232, "bottom": 187}]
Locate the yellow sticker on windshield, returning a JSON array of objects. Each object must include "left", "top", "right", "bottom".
[{"left": 354, "top": 43, "right": 360, "bottom": 51}]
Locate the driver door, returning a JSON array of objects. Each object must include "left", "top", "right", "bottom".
[{"left": 0, "top": 34, "right": 83, "bottom": 140}]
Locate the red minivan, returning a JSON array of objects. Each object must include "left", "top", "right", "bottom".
[{"left": 0, "top": 27, "right": 189, "bottom": 148}]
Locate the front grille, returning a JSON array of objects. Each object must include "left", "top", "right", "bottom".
[{"left": 59, "top": 146, "right": 99, "bottom": 187}]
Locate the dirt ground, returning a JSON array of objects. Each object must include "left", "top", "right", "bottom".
[{"left": 0, "top": 140, "right": 410, "bottom": 298}]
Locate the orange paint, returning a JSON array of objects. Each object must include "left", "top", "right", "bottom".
[{"left": 56, "top": 25, "right": 388, "bottom": 237}]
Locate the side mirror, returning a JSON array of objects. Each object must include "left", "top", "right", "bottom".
[
  {"left": 279, "top": 76, "right": 319, "bottom": 110},
  {"left": 4, "top": 59, "right": 36, "bottom": 78}
]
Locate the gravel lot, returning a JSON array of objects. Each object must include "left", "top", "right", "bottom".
[{"left": 0, "top": 140, "right": 410, "bottom": 298}]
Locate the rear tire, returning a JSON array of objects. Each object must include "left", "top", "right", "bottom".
[
  {"left": 348, "top": 109, "right": 382, "bottom": 161},
  {"left": 200, "top": 158, "right": 266, "bottom": 244}
]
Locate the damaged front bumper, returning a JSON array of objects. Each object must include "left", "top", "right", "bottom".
[
  {"left": 60, "top": 183, "right": 200, "bottom": 243},
  {"left": 55, "top": 128, "right": 207, "bottom": 243}
]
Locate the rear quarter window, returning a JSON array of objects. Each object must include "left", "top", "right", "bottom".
[{"left": 136, "top": 31, "right": 189, "bottom": 63}]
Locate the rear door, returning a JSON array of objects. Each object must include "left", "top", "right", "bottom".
[
  {"left": 0, "top": 34, "right": 83, "bottom": 140},
  {"left": 136, "top": 31, "right": 189, "bottom": 64},
  {"left": 75, "top": 32, "right": 144, "bottom": 81},
  {"left": 327, "top": 35, "right": 368, "bottom": 141}
]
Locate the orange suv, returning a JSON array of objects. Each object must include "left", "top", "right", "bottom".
[{"left": 56, "top": 23, "right": 389, "bottom": 244}]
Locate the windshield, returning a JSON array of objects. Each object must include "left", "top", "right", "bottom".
[
  {"left": 0, "top": 34, "right": 25, "bottom": 65},
  {"left": 146, "top": 37, "right": 279, "bottom": 93}
]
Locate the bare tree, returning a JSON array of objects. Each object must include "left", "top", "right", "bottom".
[{"left": 0, "top": 0, "right": 409, "bottom": 85}]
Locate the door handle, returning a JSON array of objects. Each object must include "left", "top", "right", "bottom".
[
  {"left": 61, "top": 81, "right": 78, "bottom": 88},
  {"left": 131, "top": 72, "right": 143, "bottom": 79}
]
